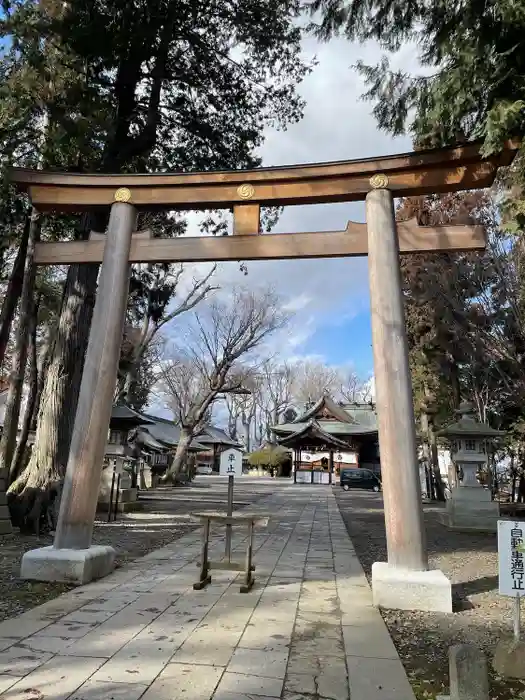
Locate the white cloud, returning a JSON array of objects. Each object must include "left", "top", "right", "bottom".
[{"left": 282, "top": 293, "right": 312, "bottom": 314}]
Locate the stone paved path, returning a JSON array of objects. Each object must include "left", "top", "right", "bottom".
[{"left": 0, "top": 485, "right": 416, "bottom": 700}]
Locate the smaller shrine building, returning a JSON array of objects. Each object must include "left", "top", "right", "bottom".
[{"left": 272, "top": 396, "right": 379, "bottom": 484}]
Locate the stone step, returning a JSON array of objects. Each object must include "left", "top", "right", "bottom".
[
  {"left": 0, "top": 504, "right": 11, "bottom": 520},
  {"left": 0, "top": 492, "right": 6, "bottom": 506}
]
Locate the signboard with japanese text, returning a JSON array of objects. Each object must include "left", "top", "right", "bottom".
[
  {"left": 219, "top": 448, "right": 243, "bottom": 478},
  {"left": 498, "top": 520, "right": 525, "bottom": 596}
]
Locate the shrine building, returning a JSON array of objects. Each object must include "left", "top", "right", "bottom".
[{"left": 271, "top": 395, "right": 379, "bottom": 484}]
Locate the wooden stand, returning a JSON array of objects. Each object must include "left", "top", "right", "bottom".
[{"left": 191, "top": 512, "right": 268, "bottom": 592}]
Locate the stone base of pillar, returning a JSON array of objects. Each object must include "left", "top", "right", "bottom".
[
  {"left": 372, "top": 562, "right": 452, "bottom": 613},
  {"left": 20, "top": 545, "right": 116, "bottom": 585},
  {"left": 437, "top": 487, "right": 499, "bottom": 533}
]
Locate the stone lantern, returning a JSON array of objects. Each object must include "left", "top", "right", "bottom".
[
  {"left": 98, "top": 405, "right": 153, "bottom": 513},
  {"left": 437, "top": 401, "right": 504, "bottom": 532}
]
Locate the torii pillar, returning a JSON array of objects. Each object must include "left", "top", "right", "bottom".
[
  {"left": 366, "top": 176, "right": 452, "bottom": 612},
  {"left": 21, "top": 194, "right": 136, "bottom": 584}
]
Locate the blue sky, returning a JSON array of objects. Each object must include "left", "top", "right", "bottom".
[{"left": 299, "top": 308, "right": 373, "bottom": 377}]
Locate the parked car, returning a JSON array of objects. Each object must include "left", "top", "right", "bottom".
[
  {"left": 196, "top": 465, "right": 213, "bottom": 475},
  {"left": 340, "top": 467, "right": 381, "bottom": 492}
]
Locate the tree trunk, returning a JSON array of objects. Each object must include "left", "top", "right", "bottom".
[
  {"left": 123, "top": 368, "right": 135, "bottom": 404},
  {"left": 0, "top": 217, "right": 30, "bottom": 372},
  {"left": 420, "top": 411, "right": 432, "bottom": 499},
  {"left": 10, "top": 313, "right": 51, "bottom": 484},
  {"left": 228, "top": 409, "right": 237, "bottom": 441},
  {"left": 0, "top": 213, "right": 38, "bottom": 479},
  {"left": 428, "top": 417, "right": 446, "bottom": 501},
  {"left": 449, "top": 359, "right": 461, "bottom": 409},
  {"left": 30, "top": 327, "right": 53, "bottom": 433},
  {"left": 242, "top": 417, "right": 250, "bottom": 452},
  {"left": 7, "top": 261, "right": 99, "bottom": 533},
  {"left": 258, "top": 417, "right": 264, "bottom": 446},
  {"left": 163, "top": 427, "right": 193, "bottom": 483},
  {"left": 139, "top": 463, "right": 147, "bottom": 490},
  {"left": 511, "top": 454, "right": 517, "bottom": 502},
  {"left": 430, "top": 442, "right": 446, "bottom": 501}
]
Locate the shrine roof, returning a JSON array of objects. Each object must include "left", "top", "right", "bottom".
[
  {"left": 273, "top": 420, "right": 377, "bottom": 436},
  {"left": 136, "top": 414, "right": 208, "bottom": 451},
  {"left": 135, "top": 430, "right": 170, "bottom": 452},
  {"left": 295, "top": 395, "right": 357, "bottom": 424},
  {"left": 196, "top": 425, "right": 243, "bottom": 448},
  {"left": 110, "top": 404, "right": 154, "bottom": 428},
  {"left": 277, "top": 420, "right": 352, "bottom": 449},
  {"left": 437, "top": 419, "right": 505, "bottom": 438}
]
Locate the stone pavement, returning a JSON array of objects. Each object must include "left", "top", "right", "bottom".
[{"left": 0, "top": 486, "right": 416, "bottom": 700}]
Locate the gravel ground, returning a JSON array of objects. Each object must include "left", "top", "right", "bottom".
[
  {"left": 335, "top": 488, "right": 525, "bottom": 700},
  {"left": 0, "top": 477, "right": 274, "bottom": 622}
]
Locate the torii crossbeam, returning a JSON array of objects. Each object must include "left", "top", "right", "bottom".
[{"left": 10, "top": 140, "right": 519, "bottom": 612}]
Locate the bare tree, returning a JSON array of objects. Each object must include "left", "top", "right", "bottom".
[
  {"left": 224, "top": 393, "right": 240, "bottom": 441},
  {"left": 117, "top": 263, "right": 218, "bottom": 405},
  {"left": 291, "top": 359, "right": 341, "bottom": 406},
  {"left": 339, "top": 369, "right": 372, "bottom": 404},
  {"left": 252, "top": 359, "right": 295, "bottom": 442},
  {"left": 263, "top": 360, "right": 294, "bottom": 423},
  {"left": 224, "top": 380, "right": 260, "bottom": 451},
  {"left": 159, "top": 288, "right": 289, "bottom": 480}
]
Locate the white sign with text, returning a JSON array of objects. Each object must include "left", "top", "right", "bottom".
[
  {"left": 498, "top": 520, "right": 525, "bottom": 597},
  {"left": 219, "top": 448, "right": 243, "bottom": 477}
]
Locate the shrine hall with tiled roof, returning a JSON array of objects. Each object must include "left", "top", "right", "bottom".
[{"left": 271, "top": 395, "right": 380, "bottom": 484}]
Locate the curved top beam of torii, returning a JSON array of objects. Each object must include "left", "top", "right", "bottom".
[
  {"left": 8, "top": 140, "right": 519, "bottom": 265},
  {"left": 10, "top": 140, "right": 519, "bottom": 213}
]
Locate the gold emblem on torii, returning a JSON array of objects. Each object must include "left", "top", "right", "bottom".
[
  {"left": 114, "top": 187, "right": 132, "bottom": 202},
  {"left": 237, "top": 183, "right": 255, "bottom": 199},
  {"left": 369, "top": 173, "right": 389, "bottom": 189}
]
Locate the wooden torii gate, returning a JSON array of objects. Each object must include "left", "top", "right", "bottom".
[{"left": 10, "top": 140, "right": 518, "bottom": 610}]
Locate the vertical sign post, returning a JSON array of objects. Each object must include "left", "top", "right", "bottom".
[
  {"left": 498, "top": 520, "right": 525, "bottom": 641},
  {"left": 220, "top": 448, "right": 243, "bottom": 562}
]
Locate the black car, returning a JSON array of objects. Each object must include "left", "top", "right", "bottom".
[{"left": 340, "top": 467, "right": 381, "bottom": 492}]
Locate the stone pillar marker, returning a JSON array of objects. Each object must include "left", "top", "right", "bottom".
[
  {"left": 21, "top": 195, "right": 136, "bottom": 585},
  {"left": 438, "top": 644, "right": 490, "bottom": 700},
  {"left": 449, "top": 645, "right": 489, "bottom": 700},
  {"left": 366, "top": 181, "right": 452, "bottom": 612}
]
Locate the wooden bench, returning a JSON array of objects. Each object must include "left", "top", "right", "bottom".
[{"left": 190, "top": 512, "right": 269, "bottom": 593}]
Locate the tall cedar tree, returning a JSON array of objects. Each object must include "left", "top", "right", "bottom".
[
  {"left": 2, "top": 0, "right": 309, "bottom": 531},
  {"left": 310, "top": 0, "right": 525, "bottom": 150},
  {"left": 397, "top": 192, "right": 525, "bottom": 430}
]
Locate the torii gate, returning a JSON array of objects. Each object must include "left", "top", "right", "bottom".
[{"left": 10, "top": 141, "right": 517, "bottom": 611}]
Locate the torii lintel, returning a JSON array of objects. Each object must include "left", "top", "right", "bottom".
[{"left": 9, "top": 140, "right": 519, "bottom": 263}]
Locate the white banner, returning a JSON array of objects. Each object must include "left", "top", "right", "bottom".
[{"left": 301, "top": 451, "right": 357, "bottom": 464}]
